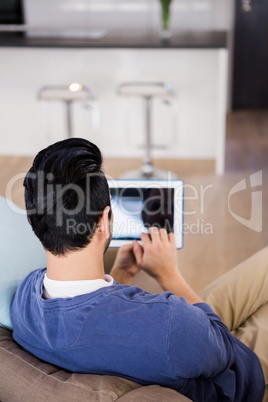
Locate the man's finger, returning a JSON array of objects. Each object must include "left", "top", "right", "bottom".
[
  {"left": 133, "top": 240, "right": 143, "bottom": 266},
  {"left": 168, "top": 232, "right": 176, "bottom": 246},
  {"left": 149, "top": 227, "right": 161, "bottom": 244},
  {"left": 141, "top": 232, "right": 151, "bottom": 248},
  {"left": 159, "top": 228, "right": 169, "bottom": 244},
  {"left": 121, "top": 243, "right": 134, "bottom": 252}
]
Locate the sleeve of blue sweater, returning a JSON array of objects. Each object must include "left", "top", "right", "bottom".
[{"left": 167, "top": 295, "right": 236, "bottom": 379}]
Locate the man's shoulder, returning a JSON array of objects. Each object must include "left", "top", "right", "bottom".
[
  {"left": 13, "top": 267, "right": 46, "bottom": 302},
  {"left": 19, "top": 267, "right": 46, "bottom": 286},
  {"left": 107, "top": 283, "right": 173, "bottom": 304}
]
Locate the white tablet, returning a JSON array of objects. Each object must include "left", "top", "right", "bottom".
[{"left": 108, "top": 179, "right": 184, "bottom": 249}]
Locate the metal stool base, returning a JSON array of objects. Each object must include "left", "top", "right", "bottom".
[{"left": 120, "top": 166, "right": 178, "bottom": 180}]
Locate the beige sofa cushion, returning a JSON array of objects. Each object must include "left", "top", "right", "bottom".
[{"left": 0, "top": 327, "right": 190, "bottom": 401}]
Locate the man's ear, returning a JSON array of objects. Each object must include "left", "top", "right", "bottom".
[{"left": 98, "top": 206, "right": 111, "bottom": 239}]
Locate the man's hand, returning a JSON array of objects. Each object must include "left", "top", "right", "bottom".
[
  {"left": 133, "top": 227, "right": 204, "bottom": 305},
  {"left": 132, "top": 227, "right": 179, "bottom": 287},
  {"left": 110, "top": 244, "right": 141, "bottom": 285}
]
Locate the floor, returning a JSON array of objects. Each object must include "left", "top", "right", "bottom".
[{"left": 0, "top": 110, "right": 267, "bottom": 293}]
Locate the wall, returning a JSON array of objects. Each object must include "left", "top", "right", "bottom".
[
  {"left": 23, "top": 0, "right": 233, "bottom": 37},
  {"left": 0, "top": 47, "right": 228, "bottom": 175}
]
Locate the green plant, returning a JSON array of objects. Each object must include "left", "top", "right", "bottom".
[{"left": 160, "top": 0, "right": 173, "bottom": 31}]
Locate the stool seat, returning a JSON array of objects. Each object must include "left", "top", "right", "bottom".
[
  {"left": 37, "top": 84, "right": 95, "bottom": 102},
  {"left": 118, "top": 82, "right": 173, "bottom": 98},
  {"left": 118, "top": 81, "right": 177, "bottom": 179},
  {"left": 38, "top": 83, "right": 96, "bottom": 139}
]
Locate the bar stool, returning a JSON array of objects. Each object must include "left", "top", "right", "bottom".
[
  {"left": 117, "top": 82, "right": 177, "bottom": 179},
  {"left": 37, "top": 83, "right": 97, "bottom": 139}
]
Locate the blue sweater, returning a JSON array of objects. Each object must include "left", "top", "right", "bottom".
[{"left": 11, "top": 268, "right": 265, "bottom": 401}]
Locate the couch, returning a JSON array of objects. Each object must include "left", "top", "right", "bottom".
[{"left": 0, "top": 327, "right": 191, "bottom": 401}]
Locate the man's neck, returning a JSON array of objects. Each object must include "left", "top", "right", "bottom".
[{"left": 46, "top": 241, "right": 106, "bottom": 282}]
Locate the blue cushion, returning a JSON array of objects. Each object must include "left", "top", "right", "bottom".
[{"left": 0, "top": 196, "right": 46, "bottom": 330}]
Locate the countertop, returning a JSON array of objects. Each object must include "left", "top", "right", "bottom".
[{"left": 0, "top": 30, "right": 227, "bottom": 49}]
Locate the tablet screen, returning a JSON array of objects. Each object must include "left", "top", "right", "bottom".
[
  {"left": 108, "top": 179, "right": 184, "bottom": 249},
  {"left": 110, "top": 187, "right": 174, "bottom": 240}
]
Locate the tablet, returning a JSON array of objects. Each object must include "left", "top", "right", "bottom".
[{"left": 107, "top": 179, "right": 184, "bottom": 249}]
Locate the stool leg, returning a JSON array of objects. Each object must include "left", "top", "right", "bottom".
[
  {"left": 142, "top": 96, "right": 154, "bottom": 177},
  {"left": 66, "top": 100, "right": 72, "bottom": 138}
]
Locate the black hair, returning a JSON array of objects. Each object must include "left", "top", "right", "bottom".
[{"left": 24, "top": 138, "right": 111, "bottom": 256}]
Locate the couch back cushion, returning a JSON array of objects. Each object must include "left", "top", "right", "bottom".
[
  {"left": 0, "top": 326, "right": 188, "bottom": 402},
  {"left": 0, "top": 196, "right": 46, "bottom": 329}
]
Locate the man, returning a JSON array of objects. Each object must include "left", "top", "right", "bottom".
[{"left": 11, "top": 138, "right": 266, "bottom": 401}]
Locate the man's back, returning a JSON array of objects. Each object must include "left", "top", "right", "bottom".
[{"left": 11, "top": 268, "right": 264, "bottom": 402}]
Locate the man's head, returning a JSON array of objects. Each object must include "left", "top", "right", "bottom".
[{"left": 24, "top": 138, "right": 112, "bottom": 256}]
